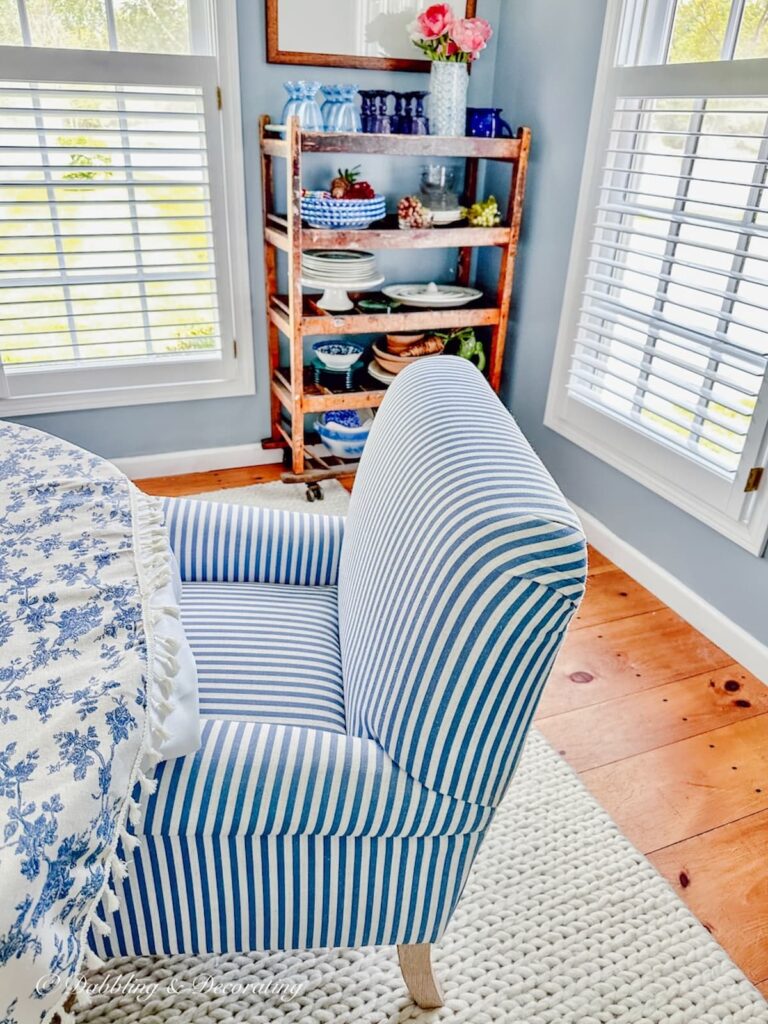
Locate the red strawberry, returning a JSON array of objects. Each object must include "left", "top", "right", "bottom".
[{"left": 346, "top": 181, "right": 376, "bottom": 200}]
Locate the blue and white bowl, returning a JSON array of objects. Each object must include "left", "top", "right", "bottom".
[
  {"left": 313, "top": 341, "right": 364, "bottom": 370},
  {"left": 301, "top": 191, "right": 386, "bottom": 230},
  {"left": 315, "top": 409, "right": 373, "bottom": 458}
]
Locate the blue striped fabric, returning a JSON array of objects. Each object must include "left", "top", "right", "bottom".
[
  {"left": 91, "top": 718, "right": 490, "bottom": 955},
  {"left": 163, "top": 498, "right": 344, "bottom": 586},
  {"left": 180, "top": 581, "right": 346, "bottom": 734},
  {"left": 338, "top": 357, "right": 587, "bottom": 806},
  {"left": 92, "top": 831, "right": 483, "bottom": 956},
  {"left": 91, "top": 357, "right": 585, "bottom": 964}
]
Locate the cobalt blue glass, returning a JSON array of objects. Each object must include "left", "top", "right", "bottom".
[
  {"left": 466, "top": 107, "right": 513, "bottom": 139},
  {"left": 369, "top": 90, "right": 393, "bottom": 134},
  {"left": 407, "top": 92, "right": 430, "bottom": 136},
  {"left": 359, "top": 90, "right": 377, "bottom": 133}
]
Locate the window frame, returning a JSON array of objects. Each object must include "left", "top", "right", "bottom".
[
  {"left": 545, "top": 0, "right": 768, "bottom": 556},
  {"left": 0, "top": 0, "right": 254, "bottom": 416}
]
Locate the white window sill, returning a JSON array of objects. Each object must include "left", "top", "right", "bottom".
[{"left": 0, "top": 370, "right": 255, "bottom": 417}]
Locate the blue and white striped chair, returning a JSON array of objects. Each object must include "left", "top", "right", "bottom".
[{"left": 92, "top": 356, "right": 587, "bottom": 1007}]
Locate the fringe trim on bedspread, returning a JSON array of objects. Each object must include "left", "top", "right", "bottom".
[{"left": 44, "top": 487, "right": 179, "bottom": 1024}]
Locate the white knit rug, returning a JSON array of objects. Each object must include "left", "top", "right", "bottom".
[
  {"left": 76, "top": 483, "right": 767, "bottom": 1022},
  {"left": 77, "top": 733, "right": 766, "bottom": 1023},
  {"left": 189, "top": 479, "right": 351, "bottom": 517}
]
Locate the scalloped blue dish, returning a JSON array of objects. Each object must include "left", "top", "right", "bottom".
[{"left": 301, "top": 191, "right": 386, "bottom": 230}]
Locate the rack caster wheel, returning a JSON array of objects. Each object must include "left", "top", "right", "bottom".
[{"left": 306, "top": 483, "right": 324, "bottom": 503}]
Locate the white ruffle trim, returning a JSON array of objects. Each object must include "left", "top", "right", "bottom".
[{"left": 44, "top": 488, "right": 179, "bottom": 1024}]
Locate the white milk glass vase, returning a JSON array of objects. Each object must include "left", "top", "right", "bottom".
[{"left": 429, "top": 61, "right": 468, "bottom": 137}]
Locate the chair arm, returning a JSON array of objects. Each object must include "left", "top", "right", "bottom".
[
  {"left": 161, "top": 497, "right": 344, "bottom": 587},
  {"left": 142, "top": 720, "right": 494, "bottom": 840}
]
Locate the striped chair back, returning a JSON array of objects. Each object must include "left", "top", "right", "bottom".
[{"left": 338, "top": 357, "right": 587, "bottom": 806}]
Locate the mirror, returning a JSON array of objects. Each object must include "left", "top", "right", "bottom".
[{"left": 266, "top": 0, "right": 477, "bottom": 72}]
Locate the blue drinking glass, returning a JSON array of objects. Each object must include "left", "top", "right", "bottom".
[
  {"left": 282, "top": 80, "right": 323, "bottom": 131},
  {"left": 321, "top": 85, "right": 341, "bottom": 130},
  {"left": 369, "top": 90, "right": 392, "bottom": 134},
  {"left": 408, "top": 91, "right": 430, "bottom": 136},
  {"left": 335, "top": 85, "right": 362, "bottom": 132},
  {"left": 359, "top": 90, "right": 377, "bottom": 133},
  {"left": 281, "top": 81, "right": 303, "bottom": 124}
]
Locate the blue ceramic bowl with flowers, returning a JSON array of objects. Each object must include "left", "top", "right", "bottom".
[
  {"left": 313, "top": 340, "right": 364, "bottom": 370},
  {"left": 315, "top": 409, "right": 373, "bottom": 458}
]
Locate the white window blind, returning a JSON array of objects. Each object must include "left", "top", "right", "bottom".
[
  {"left": 0, "top": 81, "right": 222, "bottom": 373},
  {"left": 572, "top": 96, "right": 768, "bottom": 476},
  {"left": 547, "top": 0, "right": 768, "bottom": 554},
  {"left": 0, "top": 1, "right": 253, "bottom": 414}
]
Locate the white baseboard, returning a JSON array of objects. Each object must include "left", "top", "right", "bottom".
[
  {"left": 111, "top": 443, "right": 283, "bottom": 480},
  {"left": 571, "top": 503, "right": 768, "bottom": 685}
]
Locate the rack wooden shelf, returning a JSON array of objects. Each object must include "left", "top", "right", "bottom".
[{"left": 259, "top": 114, "right": 531, "bottom": 487}]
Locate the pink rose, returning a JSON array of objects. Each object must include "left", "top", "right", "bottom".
[
  {"left": 450, "top": 17, "right": 493, "bottom": 58},
  {"left": 415, "top": 3, "right": 455, "bottom": 39}
]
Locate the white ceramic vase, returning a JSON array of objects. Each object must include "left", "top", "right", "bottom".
[{"left": 429, "top": 61, "right": 469, "bottom": 137}]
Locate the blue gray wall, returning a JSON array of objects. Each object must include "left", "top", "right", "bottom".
[
  {"left": 9, "top": 0, "right": 499, "bottom": 458},
  {"left": 488, "top": 0, "right": 768, "bottom": 646}
]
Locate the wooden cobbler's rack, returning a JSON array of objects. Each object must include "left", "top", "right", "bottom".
[{"left": 259, "top": 114, "right": 531, "bottom": 495}]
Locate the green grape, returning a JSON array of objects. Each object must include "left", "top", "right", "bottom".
[{"left": 464, "top": 196, "right": 501, "bottom": 227}]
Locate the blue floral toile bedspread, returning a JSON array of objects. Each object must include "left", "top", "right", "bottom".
[{"left": 0, "top": 422, "right": 172, "bottom": 1023}]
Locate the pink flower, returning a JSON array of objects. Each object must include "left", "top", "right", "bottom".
[
  {"left": 450, "top": 17, "right": 493, "bottom": 59},
  {"left": 415, "top": 3, "right": 455, "bottom": 39}
]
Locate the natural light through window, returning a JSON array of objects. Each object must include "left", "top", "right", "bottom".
[
  {"left": 574, "top": 96, "right": 768, "bottom": 476},
  {"left": 548, "top": 0, "right": 768, "bottom": 553},
  {"left": 0, "top": 0, "right": 252, "bottom": 413},
  {"left": 668, "top": 0, "right": 768, "bottom": 62},
  {"left": 0, "top": 81, "right": 221, "bottom": 371}
]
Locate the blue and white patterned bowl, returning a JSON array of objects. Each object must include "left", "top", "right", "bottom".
[
  {"left": 315, "top": 409, "right": 373, "bottom": 458},
  {"left": 313, "top": 341, "right": 364, "bottom": 370},
  {"left": 301, "top": 191, "right": 386, "bottom": 229}
]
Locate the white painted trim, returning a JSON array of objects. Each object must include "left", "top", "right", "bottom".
[
  {"left": 547, "top": 406, "right": 768, "bottom": 556},
  {"left": 572, "top": 501, "right": 768, "bottom": 684},
  {"left": 211, "top": 0, "right": 256, "bottom": 400},
  {"left": 112, "top": 442, "right": 282, "bottom": 480}
]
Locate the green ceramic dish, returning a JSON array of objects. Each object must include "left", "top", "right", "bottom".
[{"left": 356, "top": 296, "right": 402, "bottom": 313}]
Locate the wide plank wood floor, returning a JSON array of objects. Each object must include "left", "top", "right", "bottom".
[{"left": 136, "top": 465, "right": 768, "bottom": 994}]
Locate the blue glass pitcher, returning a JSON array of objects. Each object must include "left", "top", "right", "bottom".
[{"left": 466, "top": 107, "right": 513, "bottom": 139}]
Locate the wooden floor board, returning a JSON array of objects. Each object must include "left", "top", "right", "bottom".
[
  {"left": 586, "top": 544, "right": 614, "bottom": 577},
  {"left": 537, "top": 607, "right": 732, "bottom": 719},
  {"left": 649, "top": 810, "right": 768, "bottom": 983},
  {"left": 538, "top": 664, "right": 768, "bottom": 772},
  {"left": 581, "top": 714, "right": 768, "bottom": 854},
  {"left": 134, "top": 464, "right": 768, "bottom": 995},
  {"left": 571, "top": 566, "right": 664, "bottom": 630},
  {"left": 136, "top": 463, "right": 284, "bottom": 497},
  {"left": 136, "top": 464, "right": 357, "bottom": 498}
]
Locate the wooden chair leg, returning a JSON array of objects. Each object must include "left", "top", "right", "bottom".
[{"left": 397, "top": 943, "right": 445, "bottom": 1009}]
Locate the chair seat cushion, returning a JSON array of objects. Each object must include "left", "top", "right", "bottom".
[{"left": 180, "top": 581, "right": 346, "bottom": 734}]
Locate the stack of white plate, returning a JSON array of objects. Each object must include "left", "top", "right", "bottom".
[{"left": 301, "top": 249, "right": 380, "bottom": 286}]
